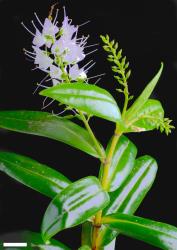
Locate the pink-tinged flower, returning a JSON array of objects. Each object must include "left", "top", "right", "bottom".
[
  {"left": 69, "top": 64, "right": 87, "bottom": 80},
  {"left": 33, "top": 46, "right": 53, "bottom": 70},
  {"left": 50, "top": 65, "right": 62, "bottom": 85},
  {"left": 61, "top": 15, "right": 78, "bottom": 39}
]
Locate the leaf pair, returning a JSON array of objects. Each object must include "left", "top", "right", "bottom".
[
  {"left": 97, "top": 155, "right": 158, "bottom": 247},
  {"left": 39, "top": 62, "right": 173, "bottom": 134},
  {"left": 0, "top": 152, "right": 109, "bottom": 243},
  {"left": 83, "top": 135, "right": 157, "bottom": 248}
]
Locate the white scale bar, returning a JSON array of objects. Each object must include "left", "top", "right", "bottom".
[{"left": 3, "top": 243, "right": 27, "bottom": 247}]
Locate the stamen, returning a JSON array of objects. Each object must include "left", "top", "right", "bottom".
[
  {"left": 53, "top": 8, "right": 59, "bottom": 25},
  {"left": 31, "top": 20, "right": 38, "bottom": 31},
  {"left": 94, "top": 77, "right": 102, "bottom": 85},
  {"left": 31, "top": 66, "right": 38, "bottom": 71},
  {"left": 85, "top": 43, "right": 99, "bottom": 48},
  {"left": 24, "top": 52, "right": 35, "bottom": 59},
  {"left": 34, "top": 12, "right": 43, "bottom": 27},
  {"left": 23, "top": 48, "right": 35, "bottom": 55},
  {"left": 79, "top": 35, "right": 89, "bottom": 46},
  {"left": 85, "top": 62, "right": 96, "bottom": 72},
  {"left": 55, "top": 21, "right": 58, "bottom": 27},
  {"left": 76, "top": 36, "right": 85, "bottom": 41},
  {"left": 83, "top": 60, "right": 94, "bottom": 69},
  {"left": 52, "top": 109, "right": 67, "bottom": 116},
  {"left": 71, "top": 109, "right": 78, "bottom": 115},
  {"left": 63, "top": 6, "right": 66, "bottom": 18},
  {"left": 85, "top": 49, "right": 98, "bottom": 56},
  {"left": 25, "top": 57, "right": 34, "bottom": 62},
  {"left": 45, "top": 77, "right": 53, "bottom": 82},
  {"left": 88, "top": 73, "right": 106, "bottom": 80},
  {"left": 37, "top": 83, "right": 49, "bottom": 89},
  {"left": 78, "top": 20, "right": 90, "bottom": 28},
  {"left": 33, "top": 74, "right": 49, "bottom": 94},
  {"left": 21, "top": 22, "right": 35, "bottom": 36},
  {"left": 42, "top": 97, "right": 55, "bottom": 110}
]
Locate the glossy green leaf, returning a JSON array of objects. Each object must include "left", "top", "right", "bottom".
[
  {"left": 78, "top": 246, "right": 91, "bottom": 250},
  {"left": 0, "top": 231, "right": 70, "bottom": 250},
  {"left": 126, "top": 99, "right": 164, "bottom": 132},
  {"left": 0, "top": 151, "right": 71, "bottom": 198},
  {"left": 40, "top": 83, "right": 122, "bottom": 124},
  {"left": 81, "top": 222, "right": 92, "bottom": 247},
  {"left": 125, "top": 63, "right": 163, "bottom": 121},
  {"left": 99, "top": 136, "right": 137, "bottom": 192},
  {"left": 0, "top": 111, "right": 101, "bottom": 158},
  {"left": 101, "top": 239, "right": 116, "bottom": 250},
  {"left": 41, "top": 176, "right": 110, "bottom": 241},
  {"left": 102, "top": 213, "right": 177, "bottom": 250},
  {"left": 97, "top": 155, "right": 158, "bottom": 247}
]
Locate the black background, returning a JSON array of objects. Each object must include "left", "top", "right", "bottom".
[{"left": 0, "top": 0, "right": 177, "bottom": 249}]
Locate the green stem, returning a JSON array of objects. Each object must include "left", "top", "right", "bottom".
[
  {"left": 79, "top": 111, "right": 105, "bottom": 162},
  {"left": 122, "top": 87, "right": 129, "bottom": 118},
  {"left": 101, "top": 126, "right": 121, "bottom": 190},
  {"left": 60, "top": 68, "right": 105, "bottom": 161},
  {"left": 92, "top": 124, "right": 122, "bottom": 249}
]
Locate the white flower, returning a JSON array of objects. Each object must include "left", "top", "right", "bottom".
[
  {"left": 43, "top": 18, "right": 59, "bottom": 36},
  {"left": 63, "top": 40, "right": 85, "bottom": 63},
  {"left": 33, "top": 46, "right": 53, "bottom": 70},
  {"left": 33, "top": 29, "right": 45, "bottom": 47},
  {"left": 50, "top": 65, "right": 62, "bottom": 85},
  {"left": 51, "top": 36, "right": 85, "bottom": 64},
  {"left": 69, "top": 64, "right": 87, "bottom": 80},
  {"left": 23, "top": 7, "right": 98, "bottom": 93},
  {"left": 51, "top": 36, "right": 66, "bottom": 55},
  {"left": 61, "top": 15, "right": 78, "bottom": 39},
  {"left": 42, "top": 18, "right": 59, "bottom": 48}
]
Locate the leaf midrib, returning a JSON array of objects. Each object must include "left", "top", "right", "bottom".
[
  {"left": 0, "top": 157, "right": 65, "bottom": 191},
  {"left": 50, "top": 93, "right": 116, "bottom": 105},
  {"left": 104, "top": 217, "right": 177, "bottom": 240},
  {"left": 0, "top": 116, "right": 98, "bottom": 155}
]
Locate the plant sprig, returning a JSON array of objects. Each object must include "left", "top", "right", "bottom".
[
  {"left": 158, "top": 117, "right": 174, "bottom": 135},
  {"left": 100, "top": 34, "right": 133, "bottom": 116}
]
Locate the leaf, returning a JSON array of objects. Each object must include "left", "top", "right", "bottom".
[
  {"left": 40, "top": 83, "right": 122, "bottom": 124},
  {"left": 102, "top": 213, "right": 177, "bottom": 250},
  {"left": 41, "top": 176, "right": 110, "bottom": 241},
  {"left": 78, "top": 246, "right": 91, "bottom": 250},
  {"left": 97, "top": 155, "right": 158, "bottom": 247},
  {"left": 125, "top": 99, "right": 164, "bottom": 132},
  {"left": 0, "top": 231, "right": 70, "bottom": 250},
  {"left": 125, "top": 63, "right": 163, "bottom": 121},
  {"left": 101, "top": 239, "right": 116, "bottom": 250},
  {"left": 81, "top": 222, "right": 92, "bottom": 247},
  {"left": 99, "top": 136, "right": 137, "bottom": 192},
  {"left": 0, "top": 152, "right": 71, "bottom": 198},
  {"left": 0, "top": 111, "right": 101, "bottom": 158}
]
